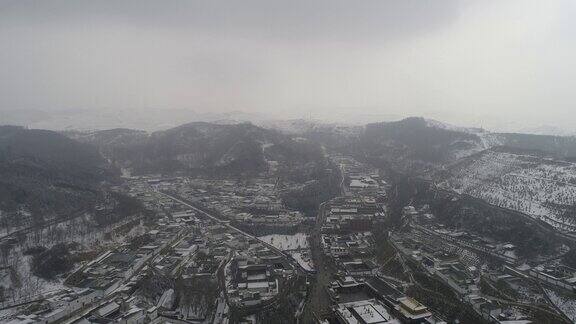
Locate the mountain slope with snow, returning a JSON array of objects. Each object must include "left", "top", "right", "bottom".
[{"left": 438, "top": 148, "right": 576, "bottom": 232}]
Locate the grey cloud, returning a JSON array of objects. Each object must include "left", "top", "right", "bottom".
[
  {"left": 0, "top": 0, "right": 461, "bottom": 42},
  {"left": 1, "top": 0, "right": 576, "bottom": 132}
]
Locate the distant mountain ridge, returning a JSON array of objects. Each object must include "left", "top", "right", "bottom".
[
  {"left": 0, "top": 108, "right": 271, "bottom": 132},
  {"left": 362, "top": 117, "right": 488, "bottom": 162},
  {"left": 61, "top": 115, "right": 576, "bottom": 187},
  {"left": 312, "top": 117, "right": 498, "bottom": 176},
  {"left": 5, "top": 116, "right": 576, "bottom": 233},
  {"left": 71, "top": 122, "right": 327, "bottom": 177}
]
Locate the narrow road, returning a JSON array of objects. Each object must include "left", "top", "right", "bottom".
[{"left": 301, "top": 201, "right": 335, "bottom": 323}]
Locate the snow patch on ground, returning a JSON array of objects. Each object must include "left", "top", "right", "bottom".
[
  {"left": 291, "top": 252, "right": 314, "bottom": 272},
  {"left": 259, "top": 233, "right": 315, "bottom": 272},
  {"left": 259, "top": 233, "right": 309, "bottom": 251}
]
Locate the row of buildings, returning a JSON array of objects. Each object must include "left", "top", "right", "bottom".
[{"left": 315, "top": 157, "right": 444, "bottom": 324}]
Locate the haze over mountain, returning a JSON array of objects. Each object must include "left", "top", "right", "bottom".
[{"left": 70, "top": 122, "right": 329, "bottom": 177}]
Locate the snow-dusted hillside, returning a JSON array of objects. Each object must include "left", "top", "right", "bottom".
[{"left": 440, "top": 149, "right": 576, "bottom": 232}]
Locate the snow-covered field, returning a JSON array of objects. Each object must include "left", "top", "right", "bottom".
[
  {"left": 441, "top": 150, "right": 576, "bottom": 231},
  {"left": 291, "top": 252, "right": 314, "bottom": 272},
  {"left": 259, "top": 233, "right": 315, "bottom": 271},
  {"left": 258, "top": 233, "right": 309, "bottom": 251}
]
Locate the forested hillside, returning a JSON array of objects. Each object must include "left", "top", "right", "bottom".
[
  {"left": 0, "top": 126, "right": 110, "bottom": 222},
  {"left": 72, "top": 122, "right": 331, "bottom": 178}
]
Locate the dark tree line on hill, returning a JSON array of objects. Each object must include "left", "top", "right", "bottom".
[
  {"left": 25, "top": 243, "right": 75, "bottom": 280},
  {"left": 92, "top": 192, "right": 149, "bottom": 226},
  {"left": 281, "top": 160, "right": 342, "bottom": 217},
  {"left": 498, "top": 133, "right": 576, "bottom": 160}
]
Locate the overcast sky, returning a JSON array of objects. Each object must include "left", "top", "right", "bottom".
[{"left": 1, "top": 0, "right": 575, "bottom": 130}]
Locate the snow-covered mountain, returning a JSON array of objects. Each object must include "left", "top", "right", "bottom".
[{"left": 438, "top": 147, "right": 576, "bottom": 232}]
